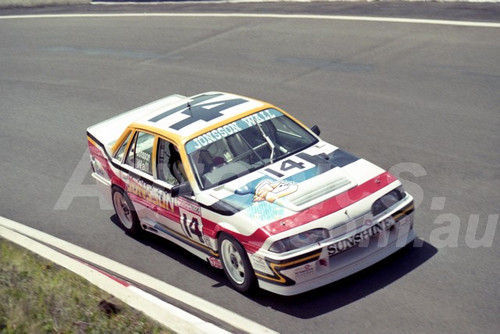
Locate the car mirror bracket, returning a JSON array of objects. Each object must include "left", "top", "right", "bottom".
[
  {"left": 311, "top": 125, "right": 321, "bottom": 136},
  {"left": 172, "top": 182, "right": 193, "bottom": 197}
]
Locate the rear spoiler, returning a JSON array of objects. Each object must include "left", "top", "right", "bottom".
[{"left": 86, "top": 94, "right": 186, "bottom": 155}]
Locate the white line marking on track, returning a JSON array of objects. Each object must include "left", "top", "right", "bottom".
[
  {"left": 0, "top": 216, "right": 279, "bottom": 334},
  {"left": 0, "top": 12, "right": 499, "bottom": 28}
]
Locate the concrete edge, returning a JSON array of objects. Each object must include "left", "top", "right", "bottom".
[
  {"left": 0, "top": 0, "right": 89, "bottom": 9},
  {"left": 2, "top": 0, "right": 500, "bottom": 10},
  {"left": 0, "top": 218, "right": 233, "bottom": 334},
  {"left": 0, "top": 216, "right": 279, "bottom": 334}
]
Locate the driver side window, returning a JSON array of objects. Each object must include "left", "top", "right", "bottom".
[{"left": 156, "top": 138, "right": 186, "bottom": 185}]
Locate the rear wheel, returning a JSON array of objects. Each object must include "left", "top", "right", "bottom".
[
  {"left": 112, "top": 187, "right": 141, "bottom": 236},
  {"left": 218, "top": 233, "right": 256, "bottom": 293}
]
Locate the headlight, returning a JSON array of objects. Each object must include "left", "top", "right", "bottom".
[
  {"left": 372, "top": 186, "right": 406, "bottom": 216},
  {"left": 269, "top": 228, "right": 329, "bottom": 253}
]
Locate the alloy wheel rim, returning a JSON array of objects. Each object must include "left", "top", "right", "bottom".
[
  {"left": 114, "top": 192, "right": 133, "bottom": 229},
  {"left": 221, "top": 240, "right": 245, "bottom": 284}
]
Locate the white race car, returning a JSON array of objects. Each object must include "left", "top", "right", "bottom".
[{"left": 87, "top": 92, "right": 415, "bottom": 295}]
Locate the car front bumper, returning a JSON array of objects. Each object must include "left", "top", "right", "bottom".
[{"left": 254, "top": 196, "right": 416, "bottom": 296}]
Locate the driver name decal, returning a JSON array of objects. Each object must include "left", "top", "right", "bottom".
[{"left": 186, "top": 109, "right": 281, "bottom": 153}]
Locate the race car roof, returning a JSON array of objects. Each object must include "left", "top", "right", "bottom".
[{"left": 133, "top": 92, "right": 266, "bottom": 140}]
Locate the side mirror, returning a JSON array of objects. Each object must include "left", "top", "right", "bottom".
[
  {"left": 311, "top": 125, "right": 321, "bottom": 136},
  {"left": 172, "top": 182, "right": 193, "bottom": 197}
]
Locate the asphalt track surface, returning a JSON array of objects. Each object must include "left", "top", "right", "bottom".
[{"left": 1, "top": 3, "right": 499, "bottom": 333}]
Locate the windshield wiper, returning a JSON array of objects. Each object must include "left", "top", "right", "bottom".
[{"left": 256, "top": 122, "right": 275, "bottom": 164}]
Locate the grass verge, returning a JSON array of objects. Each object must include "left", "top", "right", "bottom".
[{"left": 0, "top": 237, "right": 172, "bottom": 334}]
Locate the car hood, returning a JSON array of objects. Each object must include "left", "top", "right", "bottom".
[{"left": 204, "top": 143, "right": 387, "bottom": 225}]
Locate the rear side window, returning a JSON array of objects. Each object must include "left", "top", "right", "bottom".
[
  {"left": 125, "top": 131, "right": 155, "bottom": 175},
  {"left": 114, "top": 131, "right": 132, "bottom": 162}
]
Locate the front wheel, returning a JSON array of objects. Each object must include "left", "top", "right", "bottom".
[
  {"left": 218, "top": 233, "right": 256, "bottom": 293},
  {"left": 112, "top": 187, "right": 141, "bottom": 236}
]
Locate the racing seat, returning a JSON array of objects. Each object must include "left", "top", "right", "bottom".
[{"left": 169, "top": 144, "right": 186, "bottom": 184}]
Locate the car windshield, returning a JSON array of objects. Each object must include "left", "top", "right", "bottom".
[{"left": 185, "top": 108, "right": 318, "bottom": 190}]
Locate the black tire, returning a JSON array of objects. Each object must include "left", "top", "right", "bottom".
[
  {"left": 218, "top": 233, "right": 257, "bottom": 293},
  {"left": 111, "top": 186, "right": 142, "bottom": 236}
]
